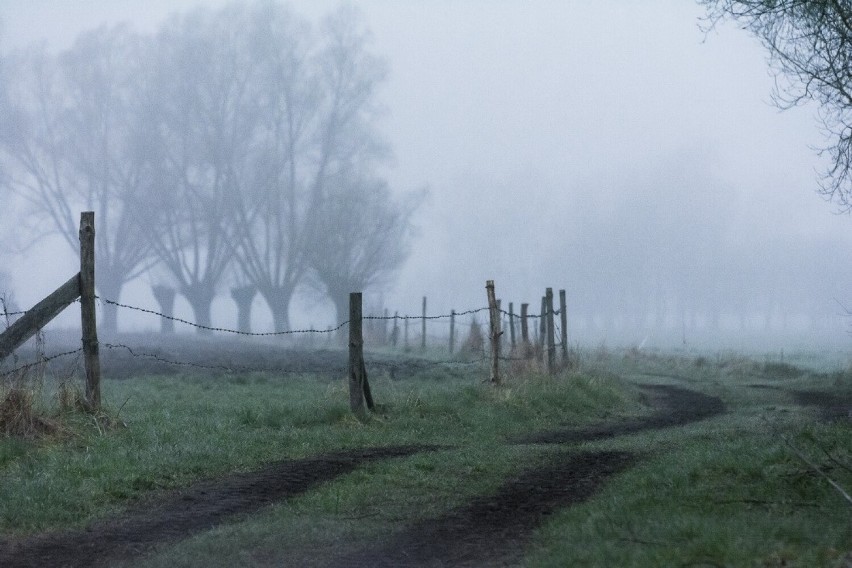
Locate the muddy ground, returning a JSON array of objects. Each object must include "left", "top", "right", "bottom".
[{"left": 0, "top": 380, "right": 726, "bottom": 568}]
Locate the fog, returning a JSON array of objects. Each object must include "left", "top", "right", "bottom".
[{"left": 1, "top": 1, "right": 850, "bottom": 352}]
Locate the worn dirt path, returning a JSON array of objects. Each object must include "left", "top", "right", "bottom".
[
  {"left": 0, "top": 446, "right": 433, "bottom": 568},
  {"left": 0, "top": 384, "right": 725, "bottom": 568},
  {"left": 324, "top": 384, "right": 724, "bottom": 568}
]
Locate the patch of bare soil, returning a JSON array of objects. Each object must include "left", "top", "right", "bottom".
[
  {"left": 514, "top": 384, "right": 725, "bottom": 445},
  {"left": 326, "top": 450, "right": 635, "bottom": 568},
  {"left": 0, "top": 445, "right": 433, "bottom": 568}
]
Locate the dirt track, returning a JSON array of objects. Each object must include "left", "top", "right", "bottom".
[{"left": 0, "top": 384, "right": 725, "bottom": 568}]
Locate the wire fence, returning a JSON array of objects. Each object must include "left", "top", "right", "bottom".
[{"left": 1, "top": 293, "right": 569, "bottom": 383}]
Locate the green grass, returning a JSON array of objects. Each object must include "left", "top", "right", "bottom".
[
  {"left": 526, "top": 417, "right": 852, "bottom": 567},
  {"left": 0, "top": 362, "right": 632, "bottom": 535},
  {"left": 1, "top": 349, "right": 850, "bottom": 567}
]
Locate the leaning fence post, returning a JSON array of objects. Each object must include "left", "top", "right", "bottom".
[
  {"left": 79, "top": 211, "right": 101, "bottom": 410},
  {"left": 486, "top": 280, "right": 500, "bottom": 385},
  {"left": 348, "top": 292, "right": 373, "bottom": 418},
  {"left": 546, "top": 287, "right": 556, "bottom": 375}
]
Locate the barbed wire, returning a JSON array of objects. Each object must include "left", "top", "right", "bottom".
[
  {"left": 10, "top": 298, "right": 563, "bottom": 378},
  {"left": 102, "top": 342, "right": 347, "bottom": 376},
  {"left": 100, "top": 298, "right": 348, "bottom": 336},
  {"left": 1, "top": 310, "right": 27, "bottom": 317},
  {"left": 100, "top": 297, "right": 561, "bottom": 337},
  {"left": 0, "top": 348, "right": 84, "bottom": 379}
]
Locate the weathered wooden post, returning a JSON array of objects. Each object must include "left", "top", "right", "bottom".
[
  {"left": 539, "top": 296, "right": 546, "bottom": 354},
  {"left": 520, "top": 302, "right": 530, "bottom": 358},
  {"left": 391, "top": 311, "right": 399, "bottom": 348},
  {"left": 546, "top": 287, "right": 556, "bottom": 375},
  {"left": 449, "top": 309, "right": 456, "bottom": 355},
  {"left": 421, "top": 296, "right": 427, "bottom": 351},
  {"left": 348, "top": 292, "right": 374, "bottom": 418},
  {"left": 559, "top": 289, "right": 569, "bottom": 366},
  {"left": 486, "top": 280, "right": 500, "bottom": 385},
  {"left": 80, "top": 212, "right": 101, "bottom": 410},
  {"left": 382, "top": 308, "right": 389, "bottom": 345},
  {"left": 404, "top": 315, "right": 410, "bottom": 352},
  {"left": 508, "top": 302, "right": 516, "bottom": 353}
]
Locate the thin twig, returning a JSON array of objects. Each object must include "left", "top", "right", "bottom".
[{"left": 762, "top": 416, "right": 852, "bottom": 507}]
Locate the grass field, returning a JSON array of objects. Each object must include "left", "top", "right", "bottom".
[{"left": 0, "top": 344, "right": 850, "bottom": 567}]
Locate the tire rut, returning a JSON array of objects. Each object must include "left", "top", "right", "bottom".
[
  {"left": 514, "top": 384, "right": 725, "bottom": 445},
  {"left": 324, "top": 384, "right": 725, "bottom": 567},
  {"left": 0, "top": 384, "right": 726, "bottom": 568},
  {"left": 0, "top": 445, "right": 435, "bottom": 568}
]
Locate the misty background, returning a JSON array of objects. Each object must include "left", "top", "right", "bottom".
[{"left": 1, "top": 0, "right": 850, "bottom": 352}]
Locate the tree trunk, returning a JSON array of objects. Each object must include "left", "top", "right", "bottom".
[
  {"left": 181, "top": 284, "right": 215, "bottom": 334},
  {"left": 152, "top": 285, "right": 176, "bottom": 334},
  {"left": 230, "top": 285, "right": 256, "bottom": 334},
  {"left": 331, "top": 293, "right": 349, "bottom": 345},
  {"left": 258, "top": 285, "right": 295, "bottom": 333},
  {"left": 95, "top": 276, "right": 123, "bottom": 336}
]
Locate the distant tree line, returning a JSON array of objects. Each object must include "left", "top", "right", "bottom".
[{"left": 0, "top": 1, "right": 420, "bottom": 334}]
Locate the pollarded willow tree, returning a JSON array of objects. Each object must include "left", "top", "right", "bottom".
[
  {"left": 139, "top": 4, "right": 265, "bottom": 331},
  {"left": 700, "top": 0, "right": 852, "bottom": 207},
  {"left": 0, "top": 26, "right": 155, "bottom": 334},
  {"left": 226, "top": 3, "right": 395, "bottom": 332},
  {"left": 0, "top": 1, "right": 417, "bottom": 334},
  {"left": 307, "top": 174, "right": 422, "bottom": 326},
  {"left": 142, "top": 2, "right": 397, "bottom": 332}
]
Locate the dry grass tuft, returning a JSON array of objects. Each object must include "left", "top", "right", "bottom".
[{"left": 0, "top": 386, "right": 60, "bottom": 438}]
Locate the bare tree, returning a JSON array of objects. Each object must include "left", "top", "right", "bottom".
[
  {"left": 0, "top": 26, "right": 155, "bottom": 334},
  {"left": 139, "top": 4, "right": 267, "bottom": 330},
  {"left": 228, "top": 3, "right": 391, "bottom": 331},
  {"left": 308, "top": 175, "right": 421, "bottom": 325},
  {"left": 701, "top": 1, "right": 852, "bottom": 207}
]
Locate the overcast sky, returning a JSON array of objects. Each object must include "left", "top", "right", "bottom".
[{"left": 1, "top": 1, "right": 849, "bottom": 347}]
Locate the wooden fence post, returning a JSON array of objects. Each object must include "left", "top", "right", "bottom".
[
  {"left": 421, "top": 296, "right": 427, "bottom": 351},
  {"left": 486, "top": 280, "right": 500, "bottom": 385},
  {"left": 382, "top": 308, "right": 389, "bottom": 346},
  {"left": 520, "top": 302, "right": 530, "bottom": 358},
  {"left": 559, "top": 289, "right": 569, "bottom": 366},
  {"left": 546, "top": 287, "right": 555, "bottom": 376},
  {"left": 449, "top": 309, "right": 456, "bottom": 355},
  {"left": 539, "top": 296, "right": 546, "bottom": 354},
  {"left": 391, "top": 311, "right": 399, "bottom": 348},
  {"left": 348, "top": 292, "right": 373, "bottom": 418},
  {"left": 404, "top": 316, "right": 410, "bottom": 352},
  {"left": 508, "top": 302, "right": 516, "bottom": 353},
  {"left": 496, "top": 299, "right": 502, "bottom": 350},
  {"left": 79, "top": 211, "right": 101, "bottom": 410}
]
